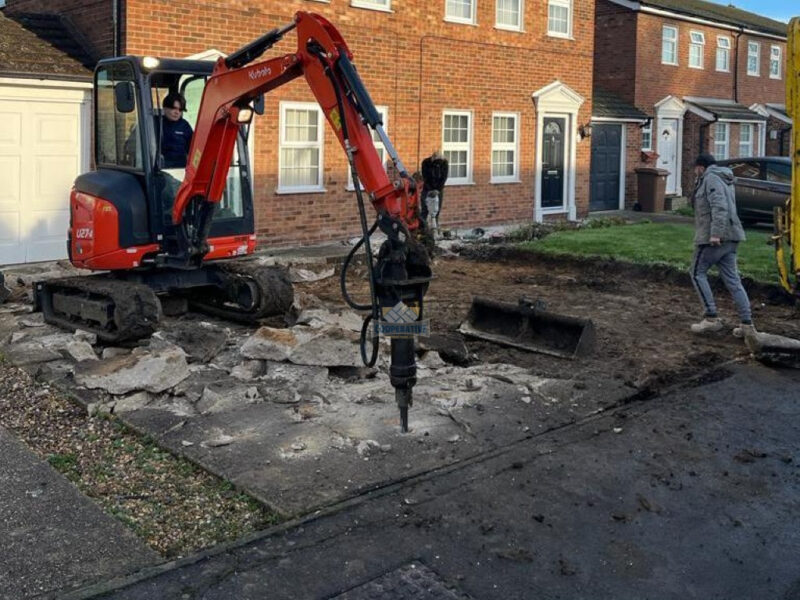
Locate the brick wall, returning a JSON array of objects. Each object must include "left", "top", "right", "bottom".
[
  {"left": 765, "top": 116, "right": 791, "bottom": 156},
  {"left": 593, "top": 0, "right": 637, "bottom": 103},
  {"left": 623, "top": 123, "right": 642, "bottom": 208},
  {"left": 120, "top": 0, "right": 595, "bottom": 247},
  {"left": 3, "top": 0, "right": 115, "bottom": 59}
]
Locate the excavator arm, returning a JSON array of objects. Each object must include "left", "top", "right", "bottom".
[
  {"left": 172, "top": 12, "right": 431, "bottom": 431},
  {"left": 172, "top": 12, "right": 421, "bottom": 257}
]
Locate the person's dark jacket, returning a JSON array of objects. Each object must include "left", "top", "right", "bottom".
[
  {"left": 155, "top": 117, "right": 193, "bottom": 168},
  {"left": 421, "top": 155, "right": 448, "bottom": 191}
]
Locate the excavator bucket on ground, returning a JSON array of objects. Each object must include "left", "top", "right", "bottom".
[{"left": 458, "top": 296, "right": 596, "bottom": 359}]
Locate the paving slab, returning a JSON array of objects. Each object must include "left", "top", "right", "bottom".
[
  {"left": 0, "top": 426, "right": 159, "bottom": 600},
  {"left": 72, "top": 363, "right": 800, "bottom": 600}
]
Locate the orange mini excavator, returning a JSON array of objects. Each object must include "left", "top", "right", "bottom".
[{"left": 35, "top": 12, "right": 432, "bottom": 431}]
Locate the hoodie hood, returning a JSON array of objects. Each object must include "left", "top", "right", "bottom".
[{"left": 704, "top": 164, "right": 734, "bottom": 184}]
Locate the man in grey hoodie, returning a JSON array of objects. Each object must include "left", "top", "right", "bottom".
[{"left": 689, "top": 153, "right": 754, "bottom": 337}]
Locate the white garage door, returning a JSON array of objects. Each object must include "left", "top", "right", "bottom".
[{"left": 0, "top": 82, "right": 90, "bottom": 265}]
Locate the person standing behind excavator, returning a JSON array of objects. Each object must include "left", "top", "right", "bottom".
[
  {"left": 420, "top": 151, "right": 448, "bottom": 223},
  {"left": 688, "top": 153, "right": 754, "bottom": 338}
]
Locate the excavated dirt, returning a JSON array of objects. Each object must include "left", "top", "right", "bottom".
[{"left": 306, "top": 249, "right": 800, "bottom": 392}]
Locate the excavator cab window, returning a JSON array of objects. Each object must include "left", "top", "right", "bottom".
[
  {"left": 95, "top": 61, "right": 144, "bottom": 170},
  {"left": 147, "top": 73, "right": 247, "bottom": 223}
]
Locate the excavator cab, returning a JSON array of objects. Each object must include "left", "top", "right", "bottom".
[{"left": 83, "top": 56, "right": 255, "bottom": 268}]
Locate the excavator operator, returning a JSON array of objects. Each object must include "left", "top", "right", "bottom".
[{"left": 157, "top": 92, "right": 193, "bottom": 168}]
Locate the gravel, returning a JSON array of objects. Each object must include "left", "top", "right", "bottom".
[{"left": 0, "top": 360, "right": 280, "bottom": 558}]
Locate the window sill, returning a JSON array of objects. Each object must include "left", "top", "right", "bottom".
[
  {"left": 769, "top": 75, "right": 782, "bottom": 80},
  {"left": 746, "top": 72, "right": 760, "bottom": 77},
  {"left": 661, "top": 61, "right": 678, "bottom": 67},
  {"left": 546, "top": 32, "right": 573, "bottom": 40},
  {"left": 444, "top": 17, "right": 478, "bottom": 26},
  {"left": 688, "top": 65, "right": 704, "bottom": 70},
  {"left": 446, "top": 180, "right": 476, "bottom": 186},
  {"left": 490, "top": 178, "right": 522, "bottom": 184},
  {"left": 541, "top": 207, "right": 568, "bottom": 214},
  {"left": 495, "top": 24, "right": 524, "bottom": 33},
  {"left": 275, "top": 187, "right": 327, "bottom": 195},
  {"left": 715, "top": 68, "right": 730, "bottom": 73},
  {"left": 350, "top": 1, "right": 393, "bottom": 13}
]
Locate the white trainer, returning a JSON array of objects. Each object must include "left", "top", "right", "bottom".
[
  {"left": 690, "top": 318, "right": 724, "bottom": 334},
  {"left": 732, "top": 323, "right": 756, "bottom": 339}
]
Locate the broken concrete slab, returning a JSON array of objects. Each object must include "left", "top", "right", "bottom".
[
  {"left": 230, "top": 359, "right": 266, "bottom": 381},
  {"left": 74, "top": 346, "right": 190, "bottom": 395},
  {"left": 151, "top": 321, "right": 228, "bottom": 364},
  {"left": 418, "top": 332, "right": 470, "bottom": 366},
  {"left": 746, "top": 330, "right": 800, "bottom": 369},
  {"left": 289, "top": 266, "right": 335, "bottom": 283},
  {"left": 112, "top": 391, "right": 153, "bottom": 414},
  {"left": 65, "top": 340, "right": 98, "bottom": 363},
  {"left": 242, "top": 325, "right": 362, "bottom": 367},
  {"left": 6, "top": 343, "right": 63, "bottom": 367},
  {"left": 295, "top": 307, "right": 364, "bottom": 332},
  {"left": 197, "top": 383, "right": 262, "bottom": 415}
]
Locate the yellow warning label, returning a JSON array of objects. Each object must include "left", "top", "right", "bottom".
[
  {"left": 192, "top": 149, "right": 202, "bottom": 169},
  {"left": 330, "top": 108, "right": 341, "bottom": 132}
]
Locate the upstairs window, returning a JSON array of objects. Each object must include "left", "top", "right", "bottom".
[
  {"left": 770, "top": 45, "right": 782, "bottom": 79},
  {"left": 496, "top": 0, "right": 523, "bottom": 31},
  {"left": 739, "top": 123, "right": 754, "bottom": 157},
  {"left": 688, "top": 31, "right": 705, "bottom": 69},
  {"left": 716, "top": 36, "right": 730, "bottom": 72},
  {"left": 714, "top": 122, "right": 729, "bottom": 160},
  {"left": 445, "top": 0, "right": 476, "bottom": 24},
  {"left": 351, "top": 0, "right": 391, "bottom": 9},
  {"left": 442, "top": 111, "right": 473, "bottom": 184},
  {"left": 747, "top": 41, "right": 760, "bottom": 76},
  {"left": 662, "top": 26, "right": 678, "bottom": 65},
  {"left": 547, "top": 0, "right": 572, "bottom": 37}
]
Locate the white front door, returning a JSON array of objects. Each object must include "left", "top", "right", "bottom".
[
  {"left": 658, "top": 118, "right": 679, "bottom": 194},
  {"left": 0, "top": 97, "right": 83, "bottom": 265}
]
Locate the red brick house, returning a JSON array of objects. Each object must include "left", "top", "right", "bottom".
[
  {"left": 2, "top": 0, "right": 597, "bottom": 251},
  {"left": 594, "top": 0, "right": 788, "bottom": 202}
]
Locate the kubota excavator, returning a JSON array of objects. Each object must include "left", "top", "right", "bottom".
[{"left": 34, "top": 11, "right": 432, "bottom": 431}]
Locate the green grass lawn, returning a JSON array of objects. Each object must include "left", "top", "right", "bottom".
[{"left": 520, "top": 222, "right": 784, "bottom": 284}]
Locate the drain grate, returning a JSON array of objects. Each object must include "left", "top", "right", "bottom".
[{"left": 331, "top": 561, "right": 474, "bottom": 600}]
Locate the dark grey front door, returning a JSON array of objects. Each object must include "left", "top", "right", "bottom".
[
  {"left": 590, "top": 124, "right": 622, "bottom": 211},
  {"left": 542, "top": 117, "right": 566, "bottom": 209}
]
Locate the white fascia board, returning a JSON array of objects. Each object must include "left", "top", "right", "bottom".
[
  {"left": 750, "top": 103, "right": 792, "bottom": 124},
  {"left": 685, "top": 102, "right": 716, "bottom": 120},
  {"left": 604, "top": 0, "right": 786, "bottom": 41},
  {"left": 0, "top": 76, "right": 92, "bottom": 89},
  {"left": 591, "top": 116, "right": 649, "bottom": 123}
]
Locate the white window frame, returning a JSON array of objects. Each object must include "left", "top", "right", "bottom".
[
  {"left": 714, "top": 122, "right": 729, "bottom": 160},
  {"left": 641, "top": 122, "right": 652, "bottom": 151},
  {"left": 738, "top": 123, "right": 754, "bottom": 158},
  {"left": 278, "top": 101, "right": 325, "bottom": 194},
  {"left": 496, "top": 0, "right": 524, "bottom": 32},
  {"left": 347, "top": 106, "right": 389, "bottom": 190},
  {"left": 716, "top": 36, "right": 730, "bottom": 72},
  {"left": 442, "top": 110, "right": 473, "bottom": 185},
  {"left": 445, "top": 0, "right": 477, "bottom": 25},
  {"left": 490, "top": 112, "right": 520, "bottom": 184},
  {"left": 547, "top": 0, "right": 572, "bottom": 38},
  {"left": 770, "top": 45, "right": 782, "bottom": 80},
  {"left": 747, "top": 41, "right": 760, "bottom": 76},
  {"left": 688, "top": 31, "right": 704, "bottom": 69},
  {"left": 350, "top": 0, "right": 392, "bottom": 11},
  {"left": 662, "top": 26, "right": 678, "bottom": 66}
]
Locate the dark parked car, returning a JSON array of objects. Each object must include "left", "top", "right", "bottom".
[{"left": 716, "top": 157, "right": 791, "bottom": 225}]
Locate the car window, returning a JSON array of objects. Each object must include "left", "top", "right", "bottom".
[
  {"left": 766, "top": 162, "right": 791, "bottom": 184},
  {"left": 728, "top": 161, "right": 761, "bottom": 179}
]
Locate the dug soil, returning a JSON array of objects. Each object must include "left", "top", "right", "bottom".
[{"left": 304, "top": 249, "right": 800, "bottom": 394}]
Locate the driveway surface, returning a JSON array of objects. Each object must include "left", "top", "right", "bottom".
[{"left": 68, "top": 363, "right": 800, "bottom": 600}]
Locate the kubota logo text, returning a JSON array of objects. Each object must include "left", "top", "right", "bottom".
[{"left": 248, "top": 66, "right": 272, "bottom": 80}]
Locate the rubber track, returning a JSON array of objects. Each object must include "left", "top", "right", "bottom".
[
  {"left": 187, "top": 261, "right": 294, "bottom": 324},
  {"left": 40, "top": 276, "right": 161, "bottom": 342}
]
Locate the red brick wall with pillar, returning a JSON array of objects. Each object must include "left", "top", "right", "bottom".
[
  {"left": 623, "top": 123, "right": 642, "bottom": 208},
  {"left": 117, "top": 0, "right": 595, "bottom": 247},
  {"left": 3, "top": 0, "right": 117, "bottom": 60}
]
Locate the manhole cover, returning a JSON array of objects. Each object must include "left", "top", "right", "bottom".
[{"left": 331, "top": 561, "right": 473, "bottom": 600}]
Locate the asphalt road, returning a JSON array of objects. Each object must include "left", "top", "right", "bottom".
[{"left": 67, "top": 362, "right": 800, "bottom": 600}]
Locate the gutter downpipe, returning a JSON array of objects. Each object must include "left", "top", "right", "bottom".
[
  {"left": 733, "top": 28, "right": 743, "bottom": 103},
  {"left": 113, "top": 0, "right": 121, "bottom": 57}
]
